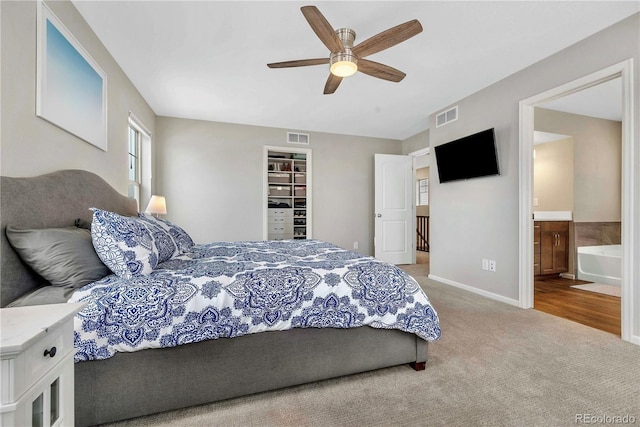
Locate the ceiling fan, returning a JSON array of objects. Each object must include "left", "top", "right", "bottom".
[{"left": 267, "top": 6, "right": 423, "bottom": 94}]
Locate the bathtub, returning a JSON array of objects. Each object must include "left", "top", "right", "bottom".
[{"left": 577, "top": 244, "right": 621, "bottom": 287}]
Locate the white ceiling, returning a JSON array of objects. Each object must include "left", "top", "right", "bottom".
[
  {"left": 533, "top": 131, "right": 571, "bottom": 145},
  {"left": 72, "top": 1, "right": 639, "bottom": 140},
  {"left": 540, "top": 77, "right": 622, "bottom": 121}
]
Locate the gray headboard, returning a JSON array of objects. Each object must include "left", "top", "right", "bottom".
[{"left": 0, "top": 170, "right": 138, "bottom": 307}]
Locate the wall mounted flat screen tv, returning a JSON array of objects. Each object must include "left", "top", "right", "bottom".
[{"left": 434, "top": 128, "right": 500, "bottom": 183}]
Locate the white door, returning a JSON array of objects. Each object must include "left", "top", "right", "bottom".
[{"left": 374, "top": 154, "right": 414, "bottom": 264}]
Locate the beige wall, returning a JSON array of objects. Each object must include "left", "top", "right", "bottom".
[
  {"left": 155, "top": 117, "right": 401, "bottom": 255},
  {"left": 427, "top": 13, "right": 639, "bottom": 306},
  {"left": 0, "top": 1, "right": 156, "bottom": 194},
  {"left": 533, "top": 137, "right": 574, "bottom": 212},
  {"left": 535, "top": 108, "right": 622, "bottom": 222},
  {"left": 402, "top": 129, "right": 429, "bottom": 155}
]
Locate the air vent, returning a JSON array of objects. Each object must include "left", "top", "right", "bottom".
[
  {"left": 287, "top": 132, "right": 310, "bottom": 145},
  {"left": 436, "top": 105, "right": 458, "bottom": 128}
]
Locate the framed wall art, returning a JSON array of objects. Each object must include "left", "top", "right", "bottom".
[{"left": 36, "top": 1, "right": 107, "bottom": 151}]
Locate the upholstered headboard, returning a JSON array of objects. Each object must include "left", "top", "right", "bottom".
[{"left": 0, "top": 170, "right": 138, "bottom": 307}]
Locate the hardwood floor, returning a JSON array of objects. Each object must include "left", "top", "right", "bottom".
[{"left": 534, "top": 277, "right": 621, "bottom": 336}]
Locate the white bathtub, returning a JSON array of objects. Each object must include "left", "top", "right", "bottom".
[{"left": 577, "top": 244, "right": 621, "bottom": 286}]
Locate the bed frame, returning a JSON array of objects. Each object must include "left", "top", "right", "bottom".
[{"left": 1, "top": 170, "right": 427, "bottom": 426}]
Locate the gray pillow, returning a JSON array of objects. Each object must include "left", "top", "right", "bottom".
[
  {"left": 6, "top": 285, "right": 74, "bottom": 307},
  {"left": 74, "top": 218, "right": 92, "bottom": 230},
  {"left": 6, "top": 226, "right": 111, "bottom": 289}
]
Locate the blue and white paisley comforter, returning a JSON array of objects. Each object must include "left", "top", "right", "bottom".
[{"left": 69, "top": 239, "right": 441, "bottom": 362}]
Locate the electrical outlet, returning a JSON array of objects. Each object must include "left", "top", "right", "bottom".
[
  {"left": 533, "top": 197, "right": 539, "bottom": 207},
  {"left": 353, "top": 242, "right": 359, "bottom": 250},
  {"left": 489, "top": 260, "right": 496, "bottom": 272},
  {"left": 482, "top": 259, "right": 489, "bottom": 271}
]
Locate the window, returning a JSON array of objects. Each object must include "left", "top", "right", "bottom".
[
  {"left": 416, "top": 178, "right": 429, "bottom": 206},
  {"left": 128, "top": 125, "right": 141, "bottom": 208},
  {"left": 127, "top": 112, "right": 152, "bottom": 211}
]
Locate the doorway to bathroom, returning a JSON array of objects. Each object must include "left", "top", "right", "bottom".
[
  {"left": 532, "top": 78, "right": 623, "bottom": 336},
  {"left": 518, "top": 60, "right": 635, "bottom": 343}
]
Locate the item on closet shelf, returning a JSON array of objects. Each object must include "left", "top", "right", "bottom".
[
  {"left": 268, "top": 173, "right": 290, "bottom": 183},
  {"left": 268, "top": 201, "right": 292, "bottom": 208},
  {"left": 269, "top": 186, "right": 291, "bottom": 197}
]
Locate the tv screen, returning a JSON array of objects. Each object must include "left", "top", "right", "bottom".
[{"left": 434, "top": 128, "right": 499, "bottom": 183}]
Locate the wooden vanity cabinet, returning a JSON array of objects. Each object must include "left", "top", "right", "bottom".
[{"left": 537, "top": 221, "right": 569, "bottom": 276}]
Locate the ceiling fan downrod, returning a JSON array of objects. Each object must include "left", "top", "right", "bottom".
[{"left": 330, "top": 28, "right": 358, "bottom": 77}]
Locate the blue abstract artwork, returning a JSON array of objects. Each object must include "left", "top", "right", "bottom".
[{"left": 37, "top": 2, "right": 107, "bottom": 150}]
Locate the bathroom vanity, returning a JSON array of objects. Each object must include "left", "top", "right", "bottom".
[{"left": 533, "top": 211, "right": 572, "bottom": 277}]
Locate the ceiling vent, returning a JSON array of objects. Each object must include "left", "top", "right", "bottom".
[
  {"left": 436, "top": 105, "right": 458, "bottom": 128},
  {"left": 287, "top": 132, "right": 310, "bottom": 145}
]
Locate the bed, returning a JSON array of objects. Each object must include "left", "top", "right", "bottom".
[{"left": 1, "top": 170, "right": 440, "bottom": 426}]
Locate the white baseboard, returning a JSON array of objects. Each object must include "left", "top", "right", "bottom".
[
  {"left": 428, "top": 274, "right": 520, "bottom": 307},
  {"left": 560, "top": 273, "right": 575, "bottom": 280}
]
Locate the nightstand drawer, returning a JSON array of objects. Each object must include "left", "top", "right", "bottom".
[
  {"left": 24, "top": 321, "right": 73, "bottom": 394},
  {"left": 2, "top": 314, "right": 74, "bottom": 405}
]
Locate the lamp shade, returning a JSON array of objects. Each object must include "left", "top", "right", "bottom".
[{"left": 145, "top": 195, "right": 167, "bottom": 216}]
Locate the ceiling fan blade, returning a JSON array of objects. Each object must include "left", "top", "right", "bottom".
[
  {"left": 324, "top": 73, "right": 343, "bottom": 94},
  {"left": 301, "top": 6, "right": 344, "bottom": 53},
  {"left": 358, "top": 59, "right": 406, "bottom": 82},
  {"left": 267, "top": 58, "right": 329, "bottom": 68},
  {"left": 352, "top": 19, "right": 423, "bottom": 59}
]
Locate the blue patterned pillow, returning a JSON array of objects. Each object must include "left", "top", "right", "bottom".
[
  {"left": 137, "top": 213, "right": 194, "bottom": 254},
  {"left": 136, "top": 213, "right": 179, "bottom": 263},
  {"left": 90, "top": 208, "right": 159, "bottom": 279}
]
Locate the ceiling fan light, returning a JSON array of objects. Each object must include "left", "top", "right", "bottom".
[
  {"left": 331, "top": 60, "right": 358, "bottom": 77},
  {"left": 330, "top": 52, "right": 358, "bottom": 77}
]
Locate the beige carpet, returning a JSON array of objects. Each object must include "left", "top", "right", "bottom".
[
  {"left": 571, "top": 283, "right": 621, "bottom": 297},
  {"left": 101, "top": 262, "right": 639, "bottom": 427}
]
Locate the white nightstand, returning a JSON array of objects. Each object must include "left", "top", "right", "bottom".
[{"left": 1, "top": 303, "right": 84, "bottom": 427}]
